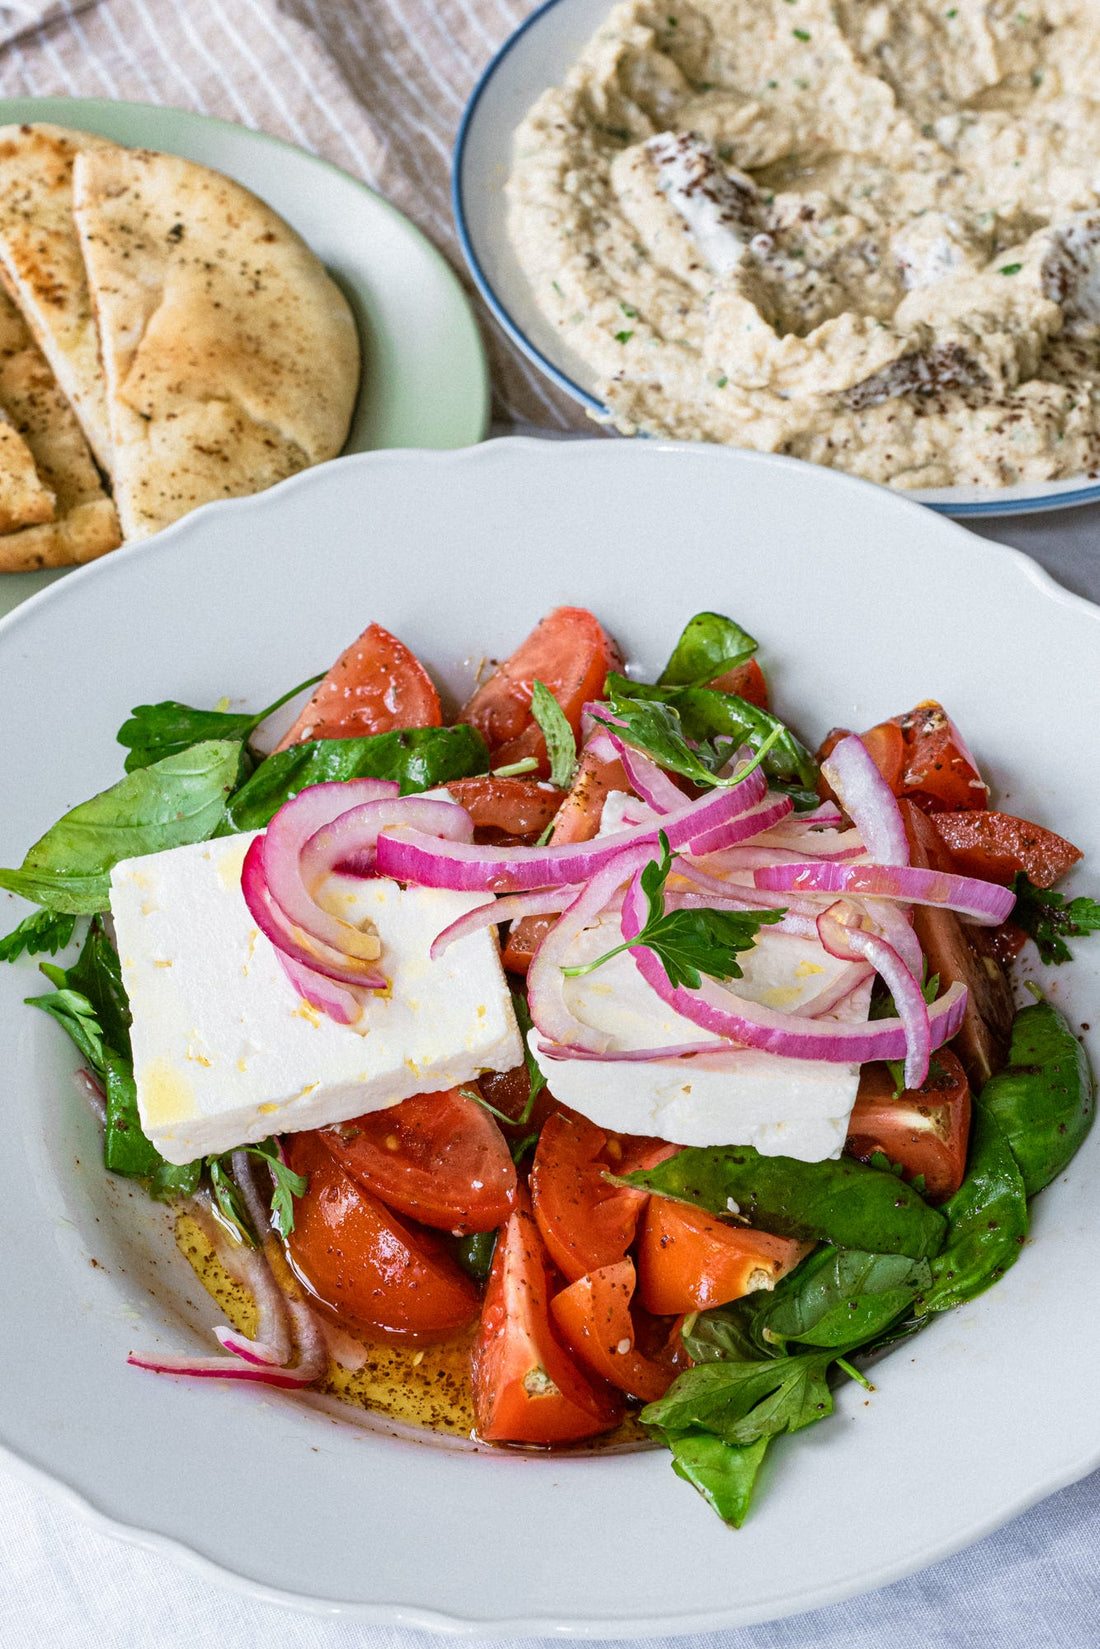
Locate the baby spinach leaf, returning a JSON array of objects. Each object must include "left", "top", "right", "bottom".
[
  {"left": 754, "top": 1247, "right": 931, "bottom": 1349},
  {"left": 597, "top": 689, "right": 731, "bottom": 790},
  {"left": 0, "top": 908, "right": 76, "bottom": 962},
  {"left": 660, "top": 1429, "right": 769, "bottom": 1528},
  {"left": 530, "top": 679, "right": 576, "bottom": 788},
  {"left": 658, "top": 611, "right": 758, "bottom": 688},
  {"left": 25, "top": 984, "right": 106, "bottom": 1074},
  {"left": 980, "top": 995, "right": 1094, "bottom": 1196},
  {"left": 220, "top": 724, "right": 490, "bottom": 833},
  {"left": 452, "top": 1229, "right": 498, "bottom": 1283},
  {"left": 919, "top": 1102, "right": 1028, "bottom": 1312},
  {"left": 118, "top": 673, "right": 324, "bottom": 772},
  {"left": 681, "top": 1300, "right": 768, "bottom": 1365},
  {"left": 620, "top": 1145, "right": 946, "bottom": 1259},
  {"left": 0, "top": 740, "right": 242, "bottom": 913},
  {"left": 1011, "top": 874, "right": 1100, "bottom": 964},
  {"left": 103, "top": 1050, "right": 165, "bottom": 1178},
  {"left": 642, "top": 1349, "right": 836, "bottom": 1445}
]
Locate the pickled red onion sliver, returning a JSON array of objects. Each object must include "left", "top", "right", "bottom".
[
  {"left": 816, "top": 902, "right": 931, "bottom": 1088},
  {"left": 276, "top": 950, "right": 365, "bottom": 1025},
  {"left": 429, "top": 886, "right": 580, "bottom": 959},
  {"left": 608, "top": 735, "right": 688, "bottom": 813},
  {"left": 241, "top": 837, "right": 386, "bottom": 989},
  {"left": 821, "top": 733, "right": 909, "bottom": 866},
  {"left": 752, "top": 859, "right": 1016, "bottom": 924}
]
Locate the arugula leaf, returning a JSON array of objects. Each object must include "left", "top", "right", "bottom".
[
  {"left": 980, "top": 995, "right": 1094, "bottom": 1196},
  {"left": 1011, "top": 872, "right": 1100, "bottom": 964},
  {"left": 562, "top": 831, "right": 783, "bottom": 989},
  {"left": 0, "top": 740, "right": 242, "bottom": 913},
  {"left": 220, "top": 724, "right": 489, "bottom": 833},
  {"left": 620, "top": 1144, "right": 947, "bottom": 1258},
  {"left": 117, "top": 673, "right": 324, "bottom": 771},
  {"left": 25, "top": 984, "right": 106, "bottom": 1074},
  {"left": 0, "top": 908, "right": 76, "bottom": 962},
  {"left": 65, "top": 918, "right": 132, "bottom": 1059},
  {"left": 659, "top": 612, "right": 758, "bottom": 688},
  {"left": 660, "top": 1430, "right": 769, "bottom": 1528},
  {"left": 530, "top": 679, "right": 576, "bottom": 788}
]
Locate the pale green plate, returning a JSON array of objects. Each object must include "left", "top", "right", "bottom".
[{"left": 0, "top": 95, "right": 489, "bottom": 617}]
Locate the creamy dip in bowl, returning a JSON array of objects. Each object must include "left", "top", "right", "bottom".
[{"left": 506, "top": 0, "right": 1100, "bottom": 490}]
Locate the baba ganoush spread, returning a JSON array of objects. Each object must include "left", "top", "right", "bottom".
[{"left": 507, "top": 0, "right": 1100, "bottom": 488}]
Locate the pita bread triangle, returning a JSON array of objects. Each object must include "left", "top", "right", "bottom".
[{"left": 72, "top": 145, "right": 360, "bottom": 540}]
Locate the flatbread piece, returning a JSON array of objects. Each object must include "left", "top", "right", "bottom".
[
  {"left": 0, "top": 285, "right": 120, "bottom": 571},
  {"left": 0, "top": 123, "right": 117, "bottom": 471},
  {"left": 72, "top": 146, "right": 360, "bottom": 540}
]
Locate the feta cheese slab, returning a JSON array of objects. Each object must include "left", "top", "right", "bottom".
[
  {"left": 532, "top": 912, "right": 873, "bottom": 1161},
  {"left": 110, "top": 834, "right": 521, "bottom": 1164}
]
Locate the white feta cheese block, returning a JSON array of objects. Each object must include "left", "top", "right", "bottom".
[
  {"left": 532, "top": 912, "right": 873, "bottom": 1161},
  {"left": 109, "top": 834, "right": 522, "bottom": 1164}
]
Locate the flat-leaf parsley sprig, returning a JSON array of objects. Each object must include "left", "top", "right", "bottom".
[{"left": 562, "top": 830, "right": 785, "bottom": 991}]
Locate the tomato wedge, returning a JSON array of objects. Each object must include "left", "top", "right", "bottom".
[
  {"left": 818, "top": 702, "right": 987, "bottom": 813},
  {"left": 637, "top": 1199, "right": 810, "bottom": 1315},
  {"left": 530, "top": 1111, "right": 674, "bottom": 1283},
  {"left": 550, "top": 1259, "right": 679, "bottom": 1404},
  {"left": 444, "top": 776, "right": 562, "bottom": 845},
  {"left": 283, "top": 1133, "right": 480, "bottom": 1339},
  {"left": 458, "top": 607, "right": 623, "bottom": 776},
  {"left": 503, "top": 740, "right": 629, "bottom": 973},
  {"left": 710, "top": 656, "right": 769, "bottom": 708},
  {"left": 473, "top": 1064, "right": 560, "bottom": 1148},
  {"left": 846, "top": 1048, "right": 971, "bottom": 1203},
  {"left": 276, "top": 621, "right": 441, "bottom": 749},
  {"left": 471, "top": 1191, "right": 622, "bottom": 1444},
  {"left": 929, "top": 810, "right": 1081, "bottom": 889},
  {"left": 319, "top": 1088, "right": 516, "bottom": 1235}
]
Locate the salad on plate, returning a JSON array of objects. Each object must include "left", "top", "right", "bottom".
[{"left": 2, "top": 604, "right": 1095, "bottom": 1528}]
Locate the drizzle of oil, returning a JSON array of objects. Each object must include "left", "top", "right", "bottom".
[{"left": 175, "top": 1213, "right": 651, "bottom": 1449}]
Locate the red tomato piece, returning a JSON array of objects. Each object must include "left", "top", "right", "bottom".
[
  {"left": 530, "top": 1111, "right": 666, "bottom": 1283},
  {"left": 503, "top": 740, "right": 630, "bottom": 973},
  {"left": 550, "top": 1259, "right": 678, "bottom": 1404},
  {"left": 276, "top": 621, "right": 441, "bottom": 749},
  {"left": 929, "top": 810, "right": 1081, "bottom": 889},
  {"left": 319, "top": 1088, "right": 517, "bottom": 1235},
  {"left": 473, "top": 1064, "right": 560, "bottom": 1148},
  {"left": 895, "top": 701, "right": 988, "bottom": 812},
  {"left": 471, "top": 1191, "right": 622, "bottom": 1444},
  {"left": 283, "top": 1133, "right": 480, "bottom": 1339},
  {"left": 710, "top": 656, "right": 769, "bottom": 708},
  {"left": 444, "top": 776, "right": 562, "bottom": 845},
  {"left": 846, "top": 1048, "right": 972, "bottom": 1203},
  {"left": 637, "top": 1199, "right": 810, "bottom": 1315},
  {"left": 458, "top": 607, "right": 623, "bottom": 777}
]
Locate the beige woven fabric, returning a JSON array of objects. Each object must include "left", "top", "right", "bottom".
[{"left": 0, "top": 0, "right": 589, "bottom": 431}]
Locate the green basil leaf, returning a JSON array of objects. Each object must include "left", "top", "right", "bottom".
[
  {"left": 661, "top": 1429, "right": 769, "bottom": 1528},
  {"left": 919, "top": 1102, "right": 1028, "bottom": 1312},
  {"left": 642, "top": 1349, "right": 835, "bottom": 1445},
  {"left": 0, "top": 908, "right": 77, "bottom": 961},
  {"left": 452, "top": 1229, "right": 497, "bottom": 1283},
  {"left": 658, "top": 611, "right": 758, "bottom": 688},
  {"left": 753, "top": 1247, "right": 931, "bottom": 1348},
  {"left": 25, "top": 984, "right": 106, "bottom": 1074},
  {"left": 620, "top": 1145, "right": 947, "bottom": 1259},
  {"left": 980, "top": 996, "right": 1094, "bottom": 1196},
  {"left": 65, "top": 919, "right": 132, "bottom": 1060},
  {"left": 0, "top": 740, "right": 243, "bottom": 913},
  {"left": 220, "top": 724, "right": 490, "bottom": 834},
  {"left": 530, "top": 679, "right": 576, "bottom": 789},
  {"left": 103, "top": 1049, "right": 166, "bottom": 1178}
]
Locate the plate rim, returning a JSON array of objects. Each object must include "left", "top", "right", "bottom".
[
  {"left": 0, "top": 92, "right": 491, "bottom": 453},
  {"left": 2, "top": 438, "right": 1100, "bottom": 1632},
  {"left": 452, "top": 0, "right": 1100, "bottom": 519}
]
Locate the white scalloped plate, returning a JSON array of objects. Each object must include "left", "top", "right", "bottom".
[
  {"left": 453, "top": 0, "right": 1100, "bottom": 519},
  {"left": 1, "top": 439, "right": 1098, "bottom": 1631}
]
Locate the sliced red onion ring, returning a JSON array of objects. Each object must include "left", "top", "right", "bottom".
[
  {"left": 536, "top": 1037, "right": 747, "bottom": 1063},
  {"left": 619, "top": 866, "right": 967, "bottom": 1064},
  {"left": 526, "top": 845, "right": 656, "bottom": 1052},
  {"left": 276, "top": 951, "right": 366, "bottom": 1024},
  {"left": 126, "top": 1349, "right": 321, "bottom": 1387},
  {"left": 863, "top": 896, "right": 923, "bottom": 983},
  {"left": 817, "top": 902, "right": 930, "bottom": 1087},
  {"left": 241, "top": 837, "right": 386, "bottom": 988},
  {"left": 430, "top": 887, "right": 579, "bottom": 959},
  {"left": 299, "top": 795, "right": 474, "bottom": 890},
  {"left": 821, "top": 734, "right": 909, "bottom": 866},
  {"left": 608, "top": 735, "right": 688, "bottom": 812},
  {"left": 213, "top": 1326, "right": 287, "bottom": 1366},
  {"left": 798, "top": 961, "right": 875, "bottom": 1019},
  {"left": 374, "top": 773, "right": 776, "bottom": 894},
  {"left": 751, "top": 860, "right": 1016, "bottom": 924},
  {"left": 262, "top": 779, "right": 401, "bottom": 963}
]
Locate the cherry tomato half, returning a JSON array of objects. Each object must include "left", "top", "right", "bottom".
[
  {"left": 458, "top": 607, "right": 623, "bottom": 777},
  {"left": 471, "top": 1191, "right": 621, "bottom": 1444},
  {"left": 637, "top": 1199, "right": 810, "bottom": 1315},
  {"left": 283, "top": 1132, "right": 480, "bottom": 1339},
  {"left": 319, "top": 1087, "right": 516, "bottom": 1235},
  {"left": 277, "top": 621, "right": 441, "bottom": 749},
  {"left": 846, "top": 1047, "right": 971, "bottom": 1203}
]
